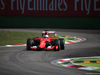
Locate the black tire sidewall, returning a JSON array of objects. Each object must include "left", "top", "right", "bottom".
[
  {"left": 27, "top": 39, "right": 34, "bottom": 50},
  {"left": 54, "top": 40, "right": 60, "bottom": 51},
  {"left": 59, "top": 39, "right": 65, "bottom": 50}
]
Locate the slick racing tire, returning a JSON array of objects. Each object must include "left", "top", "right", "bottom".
[
  {"left": 59, "top": 38, "right": 65, "bottom": 50},
  {"left": 45, "top": 41, "right": 50, "bottom": 48},
  {"left": 54, "top": 40, "right": 60, "bottom": 51},
  {"left": 27, "top": 39, "right": 34, "bottom": 50}
]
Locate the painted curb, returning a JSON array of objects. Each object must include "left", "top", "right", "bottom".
[
  {"left": 6, "top": 44, "right": 26, "bottom": 47},
  {"left": 65, "top": 37, "right": 86, "bottom": 44},
  {"left": 51, "top": 56, "right": 100, "bottom": 71}
]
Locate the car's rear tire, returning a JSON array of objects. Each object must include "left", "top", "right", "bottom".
[
  {"left": 59, "top": 38, "right": 65, "bottom": 50},
  {"left": 54, "top": 40, "right": 60, "bottom": 51},
  {"left": 27, "top": 39, "right": 34, "bottom": 50}
]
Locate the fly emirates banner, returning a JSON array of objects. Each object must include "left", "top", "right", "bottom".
[{"left": 0, "top": 0, "right": 100, "bottom": 17}]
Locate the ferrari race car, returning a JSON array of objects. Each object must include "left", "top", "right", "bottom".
[{"left": 26, "top": 30, "right": 65, "bottom": 51}]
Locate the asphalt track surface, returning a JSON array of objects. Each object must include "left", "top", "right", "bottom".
[{"left": 0, "top": 29, "right": 100, "bottom": 75}]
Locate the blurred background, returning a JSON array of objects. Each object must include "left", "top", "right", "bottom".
[{"left": 0, "top": 0, "right": 100, "bottom": 29}]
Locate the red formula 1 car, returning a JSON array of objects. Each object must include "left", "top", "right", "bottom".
[{"left": 26, "top": 30, "right": 65, "bottom": 51}]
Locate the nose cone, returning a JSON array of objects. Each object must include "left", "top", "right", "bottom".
[{"left": 39, "top": 42, "right": 46, "bottom": 48}]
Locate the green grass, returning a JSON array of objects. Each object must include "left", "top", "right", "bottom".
[
  {"left": 57, "top": 36, "right": 75, "bottom": 41},
  {"left": 75, "top": 63, "right": 100, "bottom": 68},
  {"left": 0, "top": 30, "right": 74, "bottom": 46},
  {"left": 73, "top": 57, "right": 100, "bottom": 62},
  {"left": 73, "top": 57, "right": 100, "bottom": 71},
  {"left": 0, "top": 30, "right": 41, "bottom": 46}
]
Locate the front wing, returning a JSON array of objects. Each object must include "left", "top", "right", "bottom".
[{"left": 29, "top": 45, "right": 58, "bottom": 50}]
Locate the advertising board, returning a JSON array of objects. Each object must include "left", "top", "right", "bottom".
[{"left": 0, "top": 0, "right": 100, "bottom": 17}]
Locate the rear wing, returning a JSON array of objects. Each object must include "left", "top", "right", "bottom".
[{"left": 42, "top": 30, "right": 57, "bottom": 38}]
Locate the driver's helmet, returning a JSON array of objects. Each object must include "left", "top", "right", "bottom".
[{"left": 44, "top": 32, "right": 49, "bottom": 38}]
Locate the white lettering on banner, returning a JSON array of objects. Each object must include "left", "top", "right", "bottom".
[
  {"left": 0, "top": 0, "right": 99, "bottom": 15},
  {"left": 94, "top": 0, "right": 100, "bottom": 11},
  {"left": 46, "top": 0, "right": 47, "bottom": 11},
  {"left": 81, "top": 0, "right": 83, "bottom": 11},
  {"left": 0, "top": 0, "right": 5, "bottom": 10},
  {"left": 20, "top": 0, "right": 25, "bottom": 14},
  {"left": 10, "top": 0, "right": 67, "bottom": 14},
  {"left": 49, "top": 0, "right": 54, "bottom": 11},
  {"left": 75, "top": 0, "right": 100, "bottom": 15},
  {"left": 75, "top": 0, "right": 79, "bottom": 11},
  {"left": 75, "top": 0, "right": 92, "bottom": 15},
  {"left": 58, "top": 0, "right": 67, "bottom": 11},
  {"left": 85, "top": 0, "right": 91, "bottom": 15},
  {"left": 11, "top": 0, "right": 25, "bottom": 14},
  {"left": 28, "top": 0, "right": 33, "bottom": 10},
  {"left": 58, "top": 0, "right": 62, "bottom": 11},
  {"left": 63, "top": 0, "right": 67, "bottom": 11},
  {"left": 11, "top": 0, "right": 15, "bottom": 10}
]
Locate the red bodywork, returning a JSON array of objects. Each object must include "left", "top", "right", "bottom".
[{"left": 29, "top": 31, "right": 58, "bottom": 50}]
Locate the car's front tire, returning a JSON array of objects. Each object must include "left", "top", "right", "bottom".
[
  {"left": 27, "top": 39, "right": 34, "bottom": 50},
  {"left": 54, "top": 40, "right": 60, "bottom": 51}
]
